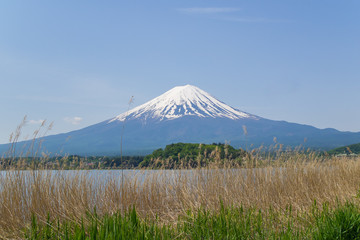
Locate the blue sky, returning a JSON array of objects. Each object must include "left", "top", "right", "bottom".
[{"left": 1, "top": 0, "right": 359, "bottom": 144}]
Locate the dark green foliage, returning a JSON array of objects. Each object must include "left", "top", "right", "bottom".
[
  {"left": 328, "top": 143, "right": 360, "bottom": 155},
  {"left": 98, "top": 156, "right": 144, "bottom": 168},
  {"left": 1, "top": 155, "right": 145, "bottom": 170},
  {"left": 140, "top": 142, "right": 247, "bottom": 168},
  {"left": 3, "top": 142, "right": 248, "bottom": 170}
]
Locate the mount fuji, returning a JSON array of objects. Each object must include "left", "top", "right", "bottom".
[
  {"left": 111, "top": 85, "right": 257, "bottom": 122},
  {"left": 2, "top": 84, "right": 360, "bottom": 156}
]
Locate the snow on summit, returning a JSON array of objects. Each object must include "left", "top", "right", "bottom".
[{"left": 110, "top": 85, "right": 257, "bottom": 123}]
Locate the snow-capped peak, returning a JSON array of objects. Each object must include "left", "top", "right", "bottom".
[{"left": 110, "top": 85, "right": 257, "bottom": 123}]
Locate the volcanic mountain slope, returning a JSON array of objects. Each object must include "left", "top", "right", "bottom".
[{"left": 2, "top": 85, "right": 360, "bottom": 156}]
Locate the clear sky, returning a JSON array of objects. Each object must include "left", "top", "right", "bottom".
[{"left": 1, "top": 0, "right": 359, "bottom": 144}]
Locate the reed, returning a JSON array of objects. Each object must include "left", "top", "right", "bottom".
[
  {"left": 0, "top": 154, "right": 360, "bottom": 238},
  {"left": 2, "top": 122, "right": 360, "bottom": 238}
]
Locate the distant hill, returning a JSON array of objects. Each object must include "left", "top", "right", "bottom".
[
  {"left": 139, "top": 142, "right": 247, "bottom": 168},
  {"left": 328, "top": 143, "right": 360, "bottom": 155}
]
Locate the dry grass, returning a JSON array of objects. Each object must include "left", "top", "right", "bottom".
[
  {"left": 1, "top": 119, "right": 360, "bottom": 238},
  {"left": 0, "top": 154, "right": 360, "bottom": 238}
]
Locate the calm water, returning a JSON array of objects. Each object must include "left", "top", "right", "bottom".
[
  {"left": 0, "top": 168, "right": 273, "bottom": 186},
  {"left": 0, "top": 169, "right": 214, "bottom": 185}
]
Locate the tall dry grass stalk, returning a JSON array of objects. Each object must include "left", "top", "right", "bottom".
[
  {"left": 0, "top": 155, "right": 360, "bottom": 238},
  {"left": 1, "top": 119, "right": 360, "bottom": 238}
]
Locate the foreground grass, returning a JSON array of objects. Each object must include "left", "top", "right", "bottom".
[
  {"left": 25, "top": 202, "right": 360, "bottom": 239},
  {"left": 2, "top": 154, "right": 360, "bottom": 238},
  {"left": 25, "top": 207, "right": 175, "bottom": 240}
]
